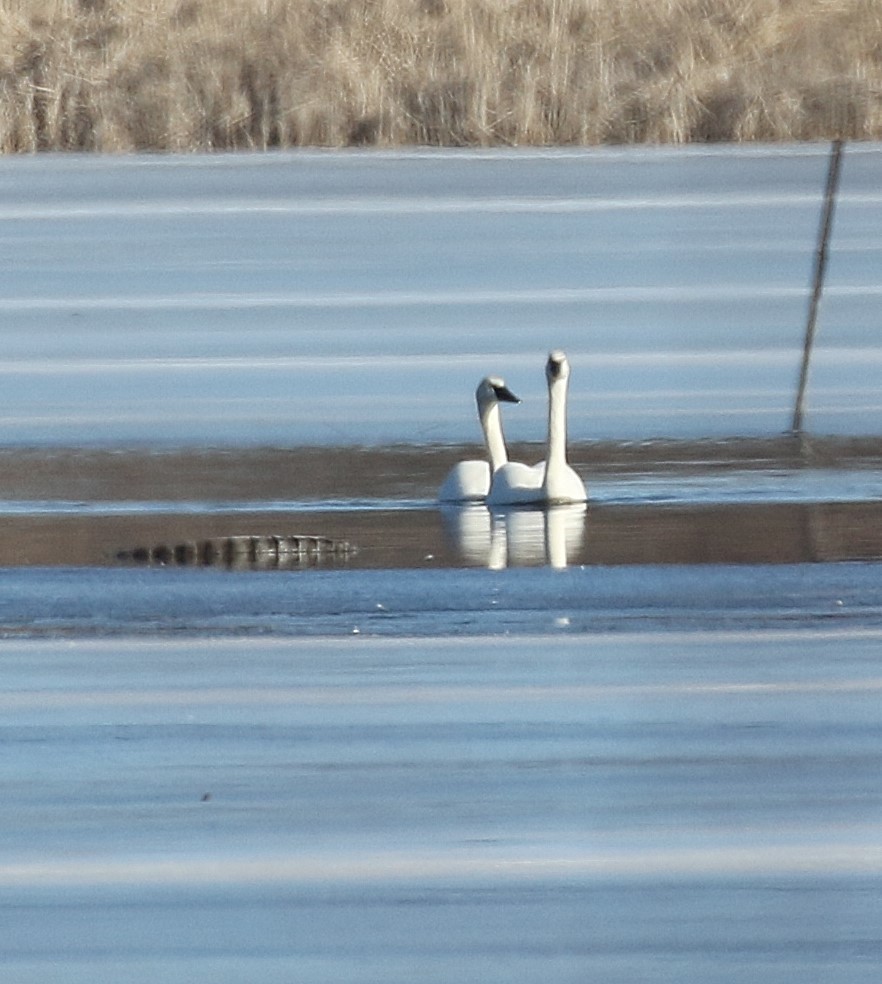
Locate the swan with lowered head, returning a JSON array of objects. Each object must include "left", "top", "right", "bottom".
[
  {"left": 487, "top": 350, "right": 587, "bottom": 505},
  {"left": 438, "top": 376, "right": 521, "bottom": 502}
]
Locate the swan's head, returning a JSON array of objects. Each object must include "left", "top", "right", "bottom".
[
  {"left": 476, "top": 376, "right": 520, "bottom": 409},
  {"left": 546, "top": 350, "right": 570, "bottom": 383}
]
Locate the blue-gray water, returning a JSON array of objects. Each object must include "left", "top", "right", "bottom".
[
  {"left": 2, "top": 144, "right": 882, "bottom": 443},
  {"left": 3, "top": 630, "right": 882, "bottom": 984},
  {"left": 1, "top": 147, "right": 882, "bottom": 982}
]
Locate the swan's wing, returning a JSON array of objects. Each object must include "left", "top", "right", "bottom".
[
  {"left": 487, "top": 461, "right": 544, "bottom": 505},
  {"left": 546, "top": 465, "right": 587, "bottom": 504},
  {"left": 438, "top": 460, "right": 491, "bottom": 502}
]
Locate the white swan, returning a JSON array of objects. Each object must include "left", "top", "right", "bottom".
[
  {"left": 487, "top": 350, "right": 587, "bottom": 505},
  {"left": 438, "top": 376, "right": 520, "bottom": 502}
]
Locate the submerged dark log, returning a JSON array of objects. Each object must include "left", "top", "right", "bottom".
[{"left": 117, "top": 534, "right": 356, "bottom": 570}]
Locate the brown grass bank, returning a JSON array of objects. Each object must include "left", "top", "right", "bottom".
[{"left": 1, "top": 0, "right": 881, "bottom": 152}]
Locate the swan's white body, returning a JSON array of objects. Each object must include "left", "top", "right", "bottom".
[
  {"left": 438, "top": 376, "right": 520, "bottom": 502},
  {"left": 486, "top": 460, "right": 545, "bottom": 505},
  {"left": 487, "top": 350, "right": 587, "bottom": 505}
]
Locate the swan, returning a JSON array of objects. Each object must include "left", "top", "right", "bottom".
[
  {"left": 487, "top": 350, "right": 587, "bottom": 505},
  {"left": 437, "top": 376, "right": 520, "bottom": 502}
]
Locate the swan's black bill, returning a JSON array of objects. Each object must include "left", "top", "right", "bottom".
[{"left": 493, "top": 384, "right": 521, "bottom": 404}]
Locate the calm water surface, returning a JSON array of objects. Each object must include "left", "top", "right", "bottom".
[{"left": 2, "top": 145, "right": 882, "bottom": 443}]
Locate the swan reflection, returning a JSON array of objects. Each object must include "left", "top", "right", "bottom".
[{"left": 441, "top": 502, "right": 586, "bottom": 569}]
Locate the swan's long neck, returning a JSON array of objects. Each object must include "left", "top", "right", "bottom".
[
  {"left": 480, "top": 401, "right": 509, "bottom": 472},
  {"left": 543, "top": 373, "right": 569, "bottom": 489}
]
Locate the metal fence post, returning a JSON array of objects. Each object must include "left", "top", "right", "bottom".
[{"left": 792, "top": 139, "right": 844, "bottom": 435}]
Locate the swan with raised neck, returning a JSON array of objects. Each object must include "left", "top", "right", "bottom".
[
  {"left": 540, "top": 350, "right": 587, "bottom": 504},
  {"left": 438, "top": 376, "right": 520, "bottom": 502},
  {"left": 487, "top": 350, "right": 586, "bottom": 505}
]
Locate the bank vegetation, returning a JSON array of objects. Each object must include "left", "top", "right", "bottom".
[{"left": 1, "top": 0, "right": 880, "bottom": 152}]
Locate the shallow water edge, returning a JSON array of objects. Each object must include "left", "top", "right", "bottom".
[
  {"left": 1, "top": 500, "right": 882, "bottom": 570},
  {"left": 2, "top": 437, "right": 882, "bottom": 569},
  {"left": 4, "top": 436, "right": 882, "bottom": 504}
]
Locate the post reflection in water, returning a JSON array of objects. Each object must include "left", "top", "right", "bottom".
[{"left": 440, "top": 503, "right": 587, "bottom": 569}]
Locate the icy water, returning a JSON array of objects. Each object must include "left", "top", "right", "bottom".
[
  {"left": 3, "top": 629, "right": 882, "bottom": 984},
  {"left": 1, "top": 147, "right": 882, "bottom": 982},
  {"left": 2, "top": 144, "right": 882, "bottom": 444}
]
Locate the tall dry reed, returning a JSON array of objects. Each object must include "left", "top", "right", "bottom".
[{"left": 1, "top": 0, "right": 880, "bottom": 152}]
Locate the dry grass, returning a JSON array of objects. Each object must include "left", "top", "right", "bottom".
[{"left": 1, "top": 0, "right": 881, "bottom": 152}]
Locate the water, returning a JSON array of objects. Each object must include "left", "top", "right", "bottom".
[
  {"left": 2, "top": 561, "right": 882, "bottom": 637},
  {"left": 2, "top": 147, "right": 882, "bottom": 981},
  {"left": 0, "top": 439, "right": 881, "bottom": 573},
  {"left": 2, "top": 145, "right": 882, "bottom": 443},
  {"left": 2, "top": 631, "right": 882, "bottom": 983}
]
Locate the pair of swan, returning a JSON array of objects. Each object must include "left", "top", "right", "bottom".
[{"left": 438, "top": 350, "right": 587, "bottom": 506}]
